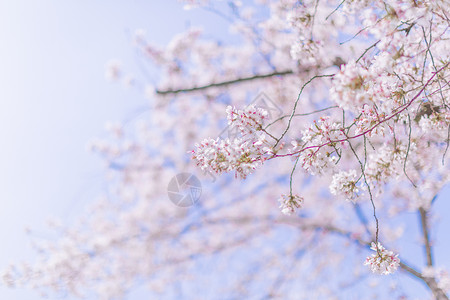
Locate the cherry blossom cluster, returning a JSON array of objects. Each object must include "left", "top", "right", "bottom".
[
  {"left": 355, "top": 104, "right": 387, "bottom": 137},
  {"left": 226, "top": 104, "right": 269, "bottom": 137},
  {"left": 290, "top": 38, "right": 326, "bottom": 68},
  {"left": 330, "top": 60, "right": 370, "bottom": 111},
  {"left": 192, "top": 105, "right": 271, "bottom": 179},
  {"left": 329, "top": 169, "right": 360, "bottom": 203},
  {"left": 191, "top": 136, "right": 267, "bottom": 179},
  {"left": 278, "top": 194, "right": 303, "bottom": 216},
  {"left": 297, "top": 116, "right": 344, "bottom": 175},
  {"left": 330, "top": 55, "right": 404, "bottom": 114},
  {"left": 284, "top": 0, "right": 336, "bottom": 70},
  {"left": 418, "top": 107, "right": 450, "bottom": 132},
  {"left": 365, "top": 142, "right": 415, "bottom": 188},
  {"left": 364, "top": 242, "right": 400, "bottom": 275},
  {"left": 301, "top": 116, "right": 345, "bottom": 145}
]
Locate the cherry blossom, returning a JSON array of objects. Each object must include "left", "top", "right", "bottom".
[
  {"left": 278, "top": 194, "right": 303, "bottom": 215},
  {"left": 364, "top": 242, "right": 400, "bottom": 275},
  {"left": 329, "top": 169, "right": 360, "bottom": 203}
]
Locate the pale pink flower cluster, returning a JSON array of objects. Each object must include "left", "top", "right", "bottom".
[
  {"left": 364, "top": 242, "right": 400, "bottom": 275},
  {"left": 278, "top": 194, "right": 303, "bottom": 215},
  {"left": 192, "top": 105, "right": 271, "bottom": 179},
  {"left": 105, "top": 60, "right": 122, "bottom": 81},
  {"left": 330, "top": 60, "right": 370, "bottom": 110},
  {"left": 418, "top": 109, "right": 450, "bottom": 132},
  {"left": 301, "top": 116, "right": 344, "bottom": 144},
  {"left": 286, "top": 3, "right": 313, "bottom": 30},
  {"left": 298, "top": 116, "right": 344, "bottom": 175},
  {"left": 226, "top": 104, "right": 269, "bottom": 137},
  {"left": 355, "top": 104, "right": 387, "bottom": 137},
  {"left": 365, "top": 143, "right": 415, "bottom": 187},
  {"left": 331, "top": 54, "right": 402, "bottom": 114},
  {"left": 329, "top": 169, "right": 360, "bottom": 203},
  {"left": 191, "top": 137, "right": 267, "bottom": 179},
  {"left": 284, "top": 0, "right": 333, "bottom": 69},
  {"left": 290, "top": 38, "right": 325, "bottom": 67},
  {"left": 298, "top": 150, "right": 340, "bottom": 176}
]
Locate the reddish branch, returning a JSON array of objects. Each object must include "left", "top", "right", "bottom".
[{"left": 271, "top": 62, "right": 449, "bottom": 160}]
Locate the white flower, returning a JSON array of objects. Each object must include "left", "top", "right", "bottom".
[
  {"left": 226, "top": 104, "right": 269, "bottom": 138},
  {"left": 330, "top": 60, "right": 370, "bottom": 111},
  {"left": 191, "top": 105, "right": 271, "bottom": 179},
  {"left": 191, "top": 136, "right": 267, "bottom": 179},
  {"left": 355, "top": 105, "right": 386, "bottom": 137},
  {"left": 329, "top": 169, "right": 360, "bottom": 202},
  {"left": 278, "top": 194, "right": 303, "bottom": 215},
  {"left": 105, "top": 59, "right": 121, "bottom": 80},
  {"left": 364, "top": 242, "right": 400, "bottom": 275}
]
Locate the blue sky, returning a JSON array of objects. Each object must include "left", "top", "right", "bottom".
[
  {"left": 0, "top": 1, "right": 448, "bottom": 299},
  {"left": 0, "top": 1, "right": 224, "bottom": 299}
]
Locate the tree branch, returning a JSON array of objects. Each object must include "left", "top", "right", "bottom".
[
  {"left": 419, "top": 207, "right": 434, "bottom": 266},
  {"left": 155, "top": 70, "right": 294, "bottom": 95},
  {"left": 271, "top": 62, "right": 449, "bottom": 159}
]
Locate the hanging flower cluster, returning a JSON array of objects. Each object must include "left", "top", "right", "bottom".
[
  {"left": 364, "top": 242, "right": 400, "bottom": 275},
  {"left": 278, "top": 194, "right": 304, "bottom": 216}
]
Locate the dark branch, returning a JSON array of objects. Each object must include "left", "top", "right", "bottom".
[
  {"left": 155, "top": 70, "right": 294, "bottom": 95},
  {"left": 419, "top": 207, "right": 434, "bottom": 266}
]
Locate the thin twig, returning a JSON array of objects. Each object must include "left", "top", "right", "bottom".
[
  {"left": 347, "top": 139, "right": 379, "bottom": 248},
  {"left": 443, "top": 124, "right": 450, "bottom": 165},
  {"left": 289, "top": 156, "right": 301, "bottom": 197},
  {"left": 274, "top": 74, "right": 335, "bottom": 147},
  {"left": 271, "top": 63, "right": 449, "bottom": 159},
  {"left": 264, "top": 105, "right": 339, "bottom": 129},
  {"left": 404, "top": 113, "right": 417, "bottom": 187},
  {"left": 356, "top": 40, "right": 380, "bottom": 63},
  {"left": 325, "top": 0, "right": 346, "bottom": 20}
]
